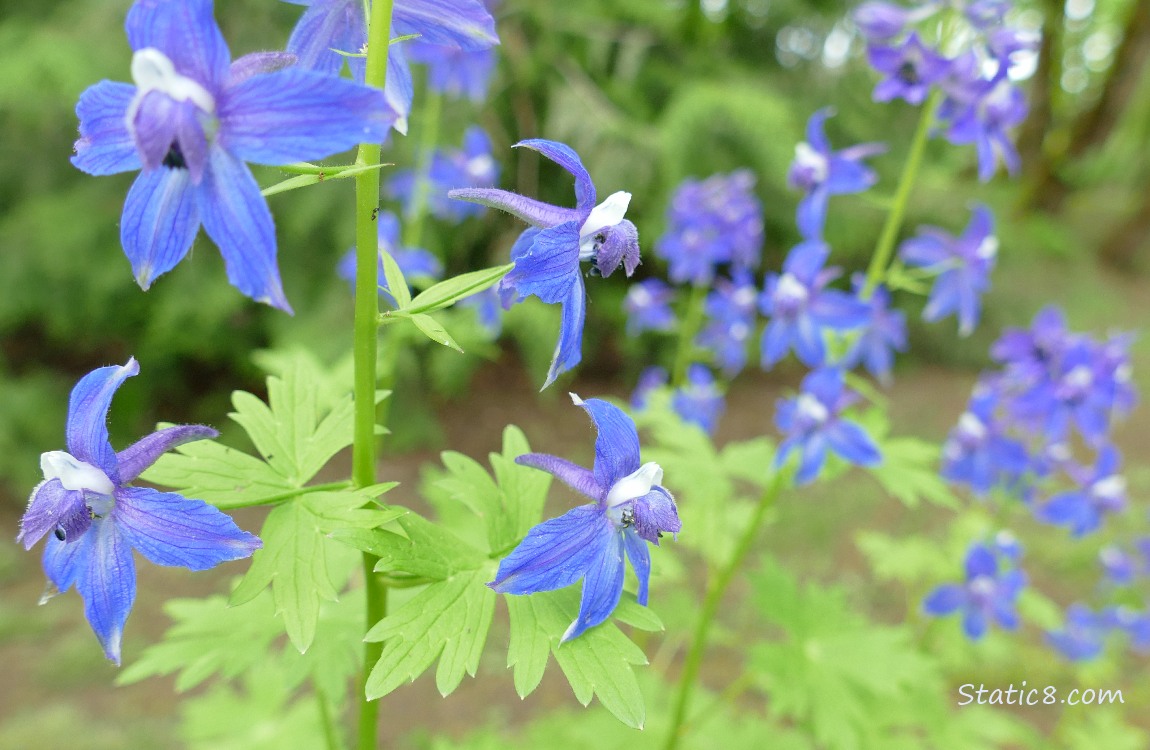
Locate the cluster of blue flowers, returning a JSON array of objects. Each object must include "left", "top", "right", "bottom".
[
  {"left": 924, "top": 535, "right": 1025, "bottom": 640},
  {"left": 931, "top": 306, "right": 1143, "bottom": 658},
  {"left": 854, "top": 0, "right": 1032, "bottom": 181}
]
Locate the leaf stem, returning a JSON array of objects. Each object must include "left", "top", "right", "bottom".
[
  {"left": 353, "top": 1, "right": 395, "bottom": 749},
  {"left": 860, "top": 91, "right": 942, "bottom": 298},
  {"left": 662, "top": 470, "right": 786, "bottom": 750},
  {"left": 670, "top": 283, "right": 708, "bottom": 387}
]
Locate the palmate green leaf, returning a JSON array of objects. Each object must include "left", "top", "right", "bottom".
[
  {"left": 332, "top": 512, "right": 486, "bottom": 580},
  {"left": 141, "top": 437, "right": 294, "bottom": 509},
  {"left": 117, "top": 593, "right": 280, "bottom": 691},
  {"left": 506, "top": 587, "right": 648, "bottom": 729},
  {"left": 869, "top": 436, "right": 960, "bottom": 509},
  {"left": 749, "top": 559, "right": 940, "bottom": 750},
  {"left": 404, "top": 263, "right": 514, "bottom": 315},
  {"left": 364, "top": 565, "right": 497, "bottom": 699},
  {"left": 229, "top": 497, "right": 361, "bottom": 653},
  {"left": 433, "top": 425, "right": 552, "bottom": 554}
]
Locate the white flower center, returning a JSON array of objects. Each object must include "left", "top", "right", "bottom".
[
  {"left": 957, "top": 412, "right": 986, "bottom": 440},
  {"left": 1093, "top": 475, "right": 1126, "bottom": 502},
  {"left": 130, "top": 48, "right": 216, "bottom": 113},
  {"left": 606, "top": 461, "right": 663, "bottom": 509},
  {"left": 578, "top": 191, "right": 631, "bottom": 258},
  {"left": 41, "top": 451, "right": 114, "bottom": 496},
  {"left": 795, "top": 393, "right": 829, "bottom": 425},
  {"left": 976, "top": 235, "right": 999, "bottom": 260},
  {"left": 466, "top": 154, "right": 495, "bottom": 178},
  {"left": 1063, "top": 365, "right": 1093, "bottom": 390},
  {"left": 793, "top": 142, "right": 828, "bottom": 183},
  {"left": 775, "top": 273, "right": 810, "bottom": 305}
]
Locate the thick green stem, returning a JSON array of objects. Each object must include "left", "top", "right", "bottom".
[
  {"left": 353, "top": 2, "right": 394, "bottom": 749},
  {"left": 861, "top": 92, "right": 942, "bottom": 298},
  {"left": 662, "top": 472, "right": 786, "bottom": 750},
  {"left": 670, "top": 283, "right": 708, "bottom": 387},
  {"left": 402, "top": 88, "right": 443, "bottom": 250}
]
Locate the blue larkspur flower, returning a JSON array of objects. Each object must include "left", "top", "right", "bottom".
[
  {"left": 656, "top": 170, "right": 764, "bottom": 285},
  {"left": 72, "top": 0, "right": 393, "bottom": 312},
  {"left": 624, "top": 278, "right": 677, "bottom": 336},
  {"left": 1099, "top": 539, "right": 1150, "bottom": 585},
  {"left": 459, "top": 286, "right": 504, "bottom": 337},
  {"left": 406, "top": 41, "right": 496, "bottom": 102},
  {"left": 1034, "top": 445, "right": 1126, "bottom": 536},
  {"left": 283, "top": 0, "right": 499, "bottom": 134},
  {"left": 787, "top": 110, "right": 885, "bottom": 240},
  {"left": 923, "top": 542, "right": 1026, "bottom": 640},
  {"left": 17, "top": 359, "right": 261, "bottom": 664},
  {"left": 449, "top": 140, "right": 642, "bottom": 387},
  {"left": 899, "top": 204, "right": 998, "bottom": 336},
  {"left": 337, "top": 211, "right": 441, "bottom": 306},
  {"left": 759, "top": 241, "right": 868, "bottom": 369},
  {"left": 775, "top": 367, "right": 881, "bottom": 485},
  {"left": 698, "top": 271, "right": 758, "bottom": 377},
  {"left": 631, "top": 366, "right": 668, "bottom": 411},
  {"left": 941, "top": 383, "right": 1029, "bottom": 496},
  {"left": 867, "top": 32, "right": 953, "bottom": 105},
  {"left": 673, "top": 365, "right": 726, "bottom": 435},
  {"left": 489, "top": 395, "right": 681, "bottom": 641},
  {"left": 388, "top": 127, "right": 499, "bottom": 222},
  {"left": 1046, "top": 604, "right": 1111, "bottom": 661},
  {"left": 942, "top": 70, "right": 1028, "bottom": 181},
  {"left": 841, "top": 275, "right": 907, "bottom": 385}
]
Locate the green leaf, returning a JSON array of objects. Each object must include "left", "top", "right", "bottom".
[
  {"left": 141, "top": 438, "right": 293, "bottom": 509},
  {"left": 331, "top": 512, "right": 486, "bottom": 579},
  {"left": 404, "top": 263, "right": 513, "bottom": 315},
  {"left": 229, "top": 499, "right": 359, "bottom": 653},
  {"left": 260, "top": 162, "right": 386, "bottom": 197},
  {"left": 870, "top": 436, "right": 960, "bottom": 509},
  {"left": 364, "top": 566, "right": 496, "bottom": 698},
  {"left": 506, "top": 587, "right": 648, "bottom": 728},
  {"left": 380, "top": 249, "right": 411, "bottom": 308},
  {"left": 410, "top": 313, "right": 463, "bottom": 352}
]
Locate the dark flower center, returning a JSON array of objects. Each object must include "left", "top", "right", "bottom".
[{"left": 163, "top": 141, "right": 187, "bottom": 170}]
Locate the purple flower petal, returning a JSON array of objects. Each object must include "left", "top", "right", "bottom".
[
  {"left": 66, "top": 359, "right": 140, "bottom": 480},
  {"left": 197, "top": 147, "right": 291, "bottom": 312},
  {"left": 824, "top": 421, "right": 882, "bottom": 467},
  {"left": 18, "top": 480, "right": 90, "bottom": 550},
  {"left": 623, "top": 530, "right": 651, "bottom": 606},
  {"left": 449, "top": 188, "right": 582, "bottom": 229},
  {"left": 71, "top": 81, "right": 142, "bottom": 176},
  {"left": 42, "top": 531, "right": 90, "bottom": 596},
  {"left": 489, "top": 504, "right": 613, "bottom": 595},
  {"left": 120, "top": 167, "right": 200, "bottom": 290},
  {"left": 631, "top": 487, "right": 681, "bottom": 545},
  {"left": 227, "top": 51, "right": 297, "bottom": 86},
  {"left": 545, "top": 272, "right": 586, "bottom": 388},
  {"left": 515, "top": 453, "right": 602, "bottom": 501},
  {"left": 392, "top": 0, "right": 499, "bottom": 50},
  {"left": 75, "top": 518, "right": 136, "bottom": 665},
  {"left": 220, "top": 67, "right": 391, "bottom": 164},
  {"left": 572, "top": 396, "right": 642, "bottom": 489},
  {"left": 116, "top": 424, "right": 218, "bottom": 483},
  {"left": 125, "top": 0, "right": 231, "bottom": 88},
  {"left": 922, "top": 584, "right": 964, "bottom": 616},
  {"left": 514, "top": 139, "right": 596, "bottom": 212},
  {"left": 562, "top": 531, "right": 625, "bottom": 641},
  {"left": 285, "top": 0, "right": 364, "bottom": 76},
  {"left": 114, "top": 486, "right": 261, "bottom": 570}
]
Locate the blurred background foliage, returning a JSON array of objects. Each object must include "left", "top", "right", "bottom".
[{"left": 1, "top": 0, "right": 1146, "bottom": 491}]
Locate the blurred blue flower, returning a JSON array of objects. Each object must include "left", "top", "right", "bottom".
[
  {"left": 1099, "top": 541, "right": 1150, "bottom": 585},
  {"left": 991, "top": 305, "right": 1074, "bottom": 383},
  {"left": 942, "top": 72, "right": 1027, "bottom": 181},
  {"left": 18, "top": 359, "right": 260, "bottom": 664},
  {"left": 841, "top": 276, "right": 907, "bottom": 385},
  {"left": 941, "top": 384, "right": 1029, "bottom": 496},
  {"left": 284, "top": 0, "right": 499, "bottom": 134},
  {"left": 899, "top": 204, "right": 998, "bottom": 336},
  {"left": 867, "top": 32, "right": 952, "bottom": 105},
  {"left": 656, "top": 170, "right": 764, "bottom": 286},
  {"left": 1046, "top": 604, "right": 1111, "bottom": 661},
  {"left": 923, "top": 542, "right": 1026, "bottom": 640},
  {"left": 759, "top": 241, "right": 868, "bottom": 369},
  {"left": 1035, "top": 445, "right": 1126, "bottom": 536},
  {"left": 851, "top": 1, "right": 914, "bottom": 41},
  {"left": 698, "top": 272, "right": 758, "bottom": 377},
  {"left": 72, "top": 0, "right": 394, "bottom": 312},
  {"left": 490, "top": 395, "right": 680, "bottom": 641},
  {"left": 775, "top": 367, "right": 881, "bottom": 485},
  {"left": 673, "top": 365, "right": 726, "bottom": 435},
  {"left": 449, "top": 139, "right": 641, "bottom": 387},
  {"left": 459, "top": 286, "right": 503, "bottom": 337},
  {"left": 787, "top": 109, "right": 885, "bottom": 240},
  {"left": 631, "top": 366, "right": 668, "bottom": 411},
  {"left": 406, "top": 41, "right": 496, "bottom": 102},
  {"left": 624, "top": 279, "right": 677, "bottom": 336},
  {"left": 1113, "top": 607, "right": 1150, "bottom": 654},
  {"left": 337, "top": 211, "right": 442, "bottom": 307},
  {"left": 389, "top": 127, "right": 500, "bottom": 222}
]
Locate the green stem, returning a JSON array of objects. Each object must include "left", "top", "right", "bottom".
[
  {"left": 353, "top": 2, "right": 394, "bottom": 749},
  {"left": 220, "top": 481, "right": 352, "bottom": 509},
  {"left": 402, "top": 88, "right": 443, "bottom": 250},
  {"left": 316, "top": 686, "right": 342, "bottom": 750},
  {"left": 670, "top": 283, "right": 708, "bottom": 387},
  {"left": 861, "top": 91, "right": 942, "bottom": 298},
  {"left": 662, "top": 471, "right": 786, "bottom": 750}
]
